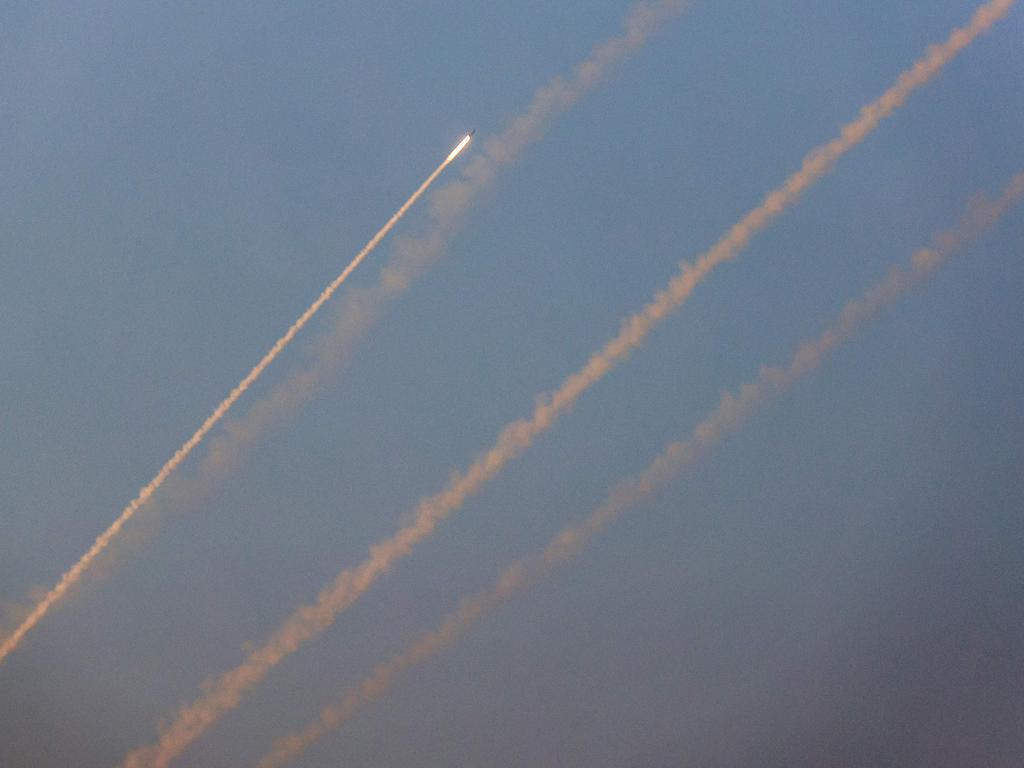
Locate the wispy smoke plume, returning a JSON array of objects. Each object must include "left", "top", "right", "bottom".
[
  {"left": 256, "top": 172, "right": 1024, "bottom": 768},
  {"left": 119, "top": 3, "right": 1014, "bottom": 765},
  {"left": 0, "top": 147, "right": 458, "bottom": 667}
]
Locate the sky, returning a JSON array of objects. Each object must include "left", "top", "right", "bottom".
[{"left": 1, "top": 1, "right": 1023, "bottom": 766}]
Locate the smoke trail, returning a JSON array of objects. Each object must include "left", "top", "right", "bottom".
[
  {"left": 34, "top": 2, "right": 694, "bottom": 618},
  {"left": 256, "top": 172, "right": 1024, "bottom": 768},
  {"left": 0, "top": 145, "right": 465, "bottom": 668},
  {"left": 120, "top": 4, "right": 1015, "bottom": 766},
  {"left": 71, "top": 0, "right": 697, "bottom": 595},
  {"left": 173, "top": 0, "right": 695, "bottom": 511}
]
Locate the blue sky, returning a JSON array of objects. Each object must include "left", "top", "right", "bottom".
[{"left": 2, "top": 2, "right": 1023, "bottom": 766}]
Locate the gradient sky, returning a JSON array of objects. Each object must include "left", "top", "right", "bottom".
[{"left": 2, "top": 2, "right": 1023, "bottom": 766}]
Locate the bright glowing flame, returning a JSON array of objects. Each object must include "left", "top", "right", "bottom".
[{"left": 446, "top": 133, "right": 473, "bottom": 162}]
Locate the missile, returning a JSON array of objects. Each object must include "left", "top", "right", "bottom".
[{"left": 446, "top": 131, "right": 474, "bottom": 162}]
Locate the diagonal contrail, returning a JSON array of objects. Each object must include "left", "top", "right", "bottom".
[
  {"left": 163, "top": 0, "right": 696, "bottom": 521},
  {"left": 119, "top": 2, "right": 1015, "bottom": 765},
  {"left": 0, "top": 137, "right": 470, "bottom": 667},
  {"left": 255, "top": 172, "right": 1024, "bottom": 768}
]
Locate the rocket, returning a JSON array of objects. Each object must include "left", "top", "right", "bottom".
[{"left": 446, "top": 131, "right": 474, "bottom": 162}]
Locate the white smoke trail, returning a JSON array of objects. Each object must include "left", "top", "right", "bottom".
[
  {"left": 0, "top": 141, "right": 466, "bottom": 667},
  {"left": 256, "top": 172, "right": 1024, "bottom": 768},
  {"left": 119, "top": 2, "right": 1014, "bottom": 765}
]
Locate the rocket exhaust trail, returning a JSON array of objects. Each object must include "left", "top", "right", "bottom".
[
  {"left": 0, "top": 137, "right": 470, "bottom": 667},
  {"left": 169, "top": 0, "right": 696, "bottom": 524},
  {"left": 119, "top": 4, "right": 1015, "bottom": 765},
  {"left": 9, "top": 0, "right": 694, "bottom": 645},
  {"left": 255, "top": 172, "right": 1024, "bottom": 768}
]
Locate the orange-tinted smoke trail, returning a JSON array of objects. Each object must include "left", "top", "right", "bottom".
[
  {"left": 119, "top": 4, "right": 1015, "bottom": 766},
  {"left": 177, "top": 0, "right": 696, "bottom": 514},
  {"left": 256, "top": 172, "right": 1024, "bottom": 768},
  {"left": 0, "top": 142, "right": 467, "bottom": 668}
]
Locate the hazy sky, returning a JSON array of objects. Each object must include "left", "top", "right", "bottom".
[{"left": 2, "top": 2, "right": 1023, "bottom": 766}]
